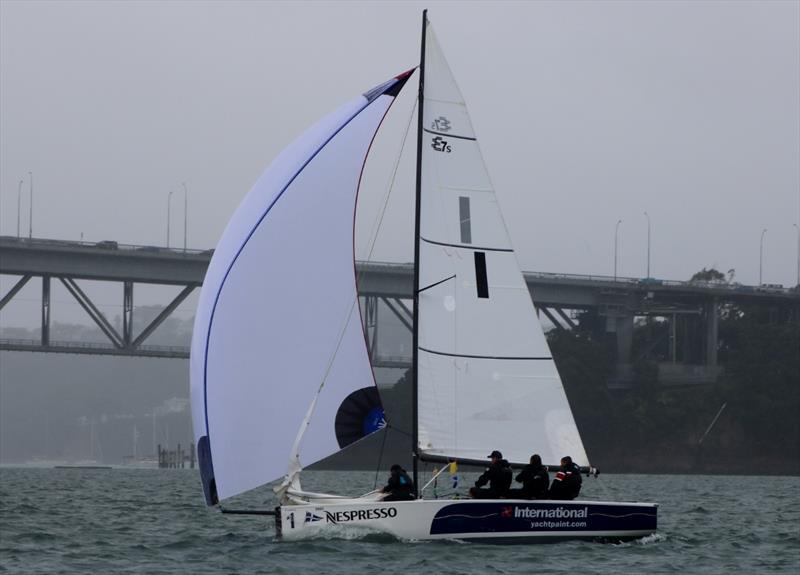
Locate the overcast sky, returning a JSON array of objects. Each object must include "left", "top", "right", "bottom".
[{"left": 1, "top": 0, "right": 798, "bottom": 297}]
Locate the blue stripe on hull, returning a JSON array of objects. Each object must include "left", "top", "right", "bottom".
[
  {"left": 430, "top": 501, "right": 657, "bottom": 536},
  {"left": 434, "top": 531, "right": 655, "bottom": 544}
]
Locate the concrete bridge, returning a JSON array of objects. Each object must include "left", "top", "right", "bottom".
[{"left": 2, "top": 235, "right": 798, "bottom": 384}]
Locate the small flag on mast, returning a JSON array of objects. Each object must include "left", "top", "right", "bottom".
[{"left": 449, "top": 461, "right": 458, "bottom": 488}]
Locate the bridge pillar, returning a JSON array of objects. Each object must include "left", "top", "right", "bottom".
[
  {"left": 123, "top": 281, "right": 133, "bottom": 347},
  {"left": 681, "top": 314, "right": 693, "bottom": 363},
  {"left": 41, "top": 276, "right": 50, "bottom": 346},
  {"left": 615, "top": 313, "right": 633, "bottom": 364},
  {"left": 705, "top": 298, "right": 719, "bottom": 368},
  {"left": 362, "top": 296, "right": 378, "bottom": 361},
  {"left": 669, "top": 313, "right": 677, "bottom": 363}
]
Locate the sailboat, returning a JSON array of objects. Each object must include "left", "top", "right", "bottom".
[{"left": 190, "top": 11, "right": 657, "bottom": 542}]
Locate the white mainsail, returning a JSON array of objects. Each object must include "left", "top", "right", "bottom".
[
  {"left": 190, "top": 73, "right": 410, "bottom": 504},
  {"left": 416, "top": 22, "right": 588, "bottom": 467}
]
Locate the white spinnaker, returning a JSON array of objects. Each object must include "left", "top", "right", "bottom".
[
  {"left": 190, "top": 78, "right": 406, "bottom": 502},
  {"left": 416, "top": 22, "right": 588, "bottom": 467}
]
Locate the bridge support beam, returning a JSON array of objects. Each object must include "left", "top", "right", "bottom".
[
  {"left": 363, "top": 296, "right": 378, "bottom": 361},
  {"left": 41, "top": 276, "right": 51, "bottom": 347},
  {"left": 0, "top": 274, "right": 31, "bottom": 310},
  {"left": 616, "top": 314, "right": 633, "bottom": 364},
  {"left": 131, "top": 285, "right": 195, "bottom": 348},
  {"left": 539, "top": 306, "right": 566, "bottom": 331},
  {"left": 60, "top": 277, "right": 123, "bottom": 348},
  {"left": 381, "top": 297, "right": 412, "bottom": 332},
  {"left": 705, "top": 299, "right": 719, "bottom": 368},
  {"left": 363, "top": 297, "right": 415, "bottom": 363},
  {"left": 554, "top": 307, "right": 577, "bottom": 330},
  {"left": 123, "top": 281, "right": 133, "bottom": 347}
]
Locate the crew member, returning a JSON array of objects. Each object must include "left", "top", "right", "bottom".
[
  {"left": 548, "top": 455, "right": 582, "bottom": 500},
  {"left": 507, "top": 454, "right": 549, "bottom": 499},
  {"left": 469, "top": 450, "right": 512, "bottom": 499},
  {"left": 382, "top": 464, "right": 415, "bottom": 501}
]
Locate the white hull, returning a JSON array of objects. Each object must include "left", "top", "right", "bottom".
[{"left": 278, "top": 498, "right": 657, "bottom": 542}]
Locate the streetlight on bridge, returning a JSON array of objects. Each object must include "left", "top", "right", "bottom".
[
  {"left": 28, "top": 171, "right": 33, "bottom": 239},
  {"left": 182, "top": 182, "right": 188, "bottom": 252},
  {"left": 759, "top": 228, "right": 767, "bottom": 285},
  {"left": 644, "top": 211, "right": 651, "bottom": 278},
  {"left": 16, "top": 179, "right": 23, "bottom": 238},
  {"left": 614, "top": 219, "right": 622, "bottom": 281},
  {"left": 167, "top": 190, "right": 174, "bottom": 247},
  {"left": 794, "top": 223, "right": 799, "bottom": 287}
]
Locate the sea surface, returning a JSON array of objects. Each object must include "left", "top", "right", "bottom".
[{"left": 1, "top": 467, "right": 798, "bottom": 574}]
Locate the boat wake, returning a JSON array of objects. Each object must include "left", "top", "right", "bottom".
[
  {"left": 608, "top": 532, "right": 667, "bottom": 547},
  {"left": 281, "top": 524, "right": 401, "bottom": 543},
  {"left": 633, "top": 532, "right": 667, "bottom": 546}
]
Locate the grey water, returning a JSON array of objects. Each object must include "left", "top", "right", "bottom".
[{"left": 1, "top": 467, "right": 798, "bottom": 574}]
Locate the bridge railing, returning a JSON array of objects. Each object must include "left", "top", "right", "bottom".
[
  {"left": 3, "top": 235, "right": 797, "bottom": 295},
  {"left": 524, "top": 270, "right": 796, "bottom": 295},
  {"left": 0, "top": 337, "right": 190, "bottom": 357},
  {"left": 0, "top": 235, "right": 211, "bottom": 257}
]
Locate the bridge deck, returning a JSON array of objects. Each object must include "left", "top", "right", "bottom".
[
  {"left": 2, "top": 235, "right": 796, "bottom": 303},
  {"left": 1, "top": 236, "right": 798, "bottom": 364}
]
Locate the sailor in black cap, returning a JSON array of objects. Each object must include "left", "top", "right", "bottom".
[
  {"left": 381, "top": 464, "right": 415, "bottom": 501},
  {"left": 468, "top": 450, "right": 512, "bottom": 499},
  {"left": 548, "top": 456, "right": 582, "bottom": 500},
  {"left": 508, "top": 453, "right": 550, "bottom": 499}
]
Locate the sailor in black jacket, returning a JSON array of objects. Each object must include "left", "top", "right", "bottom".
[
  {"left": 548, "top": 456, "right": 583, "bottom": 500},
  {"left": 469, "top": 450, "right": 513, "bottom": 499},
  {"left": 382, "top": 464, "right": 415, "bottom": 501},
  {"left": 508, "top": 454, "right": 549, "bottom": 499}
]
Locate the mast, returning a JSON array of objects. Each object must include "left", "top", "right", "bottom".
[{"left": 411, "top": 8, "right": 427, "bottom": 498}]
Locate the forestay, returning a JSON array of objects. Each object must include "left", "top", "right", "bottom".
[
  {"left": 415, "top": 22, "right": 588, "bottom": 467},
  {"left": 190, "top": 73, "right": 409, "bottom": 504}
]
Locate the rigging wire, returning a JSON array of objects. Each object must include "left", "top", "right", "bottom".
[
  {"left": 383, "top": 423, "right": 412, "bottom": 438},
  {"left": 288, "top": 90, "right": 420, "bottom": 474},
  {"left": 372, "top": 423, "right": 390, "bottom": 490},
  {"left": 358, "top": 95, "right": 419, "bottom": 271},
  {"left": 361, "top": 95, "right": 419, "bottom": 487},
  {"left": 321, "top": 96, "right": 418, "bottom": 384}
]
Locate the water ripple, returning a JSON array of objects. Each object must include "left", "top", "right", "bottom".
[{"left": 0, "top": 468, "right": 798, "bottom": 574}]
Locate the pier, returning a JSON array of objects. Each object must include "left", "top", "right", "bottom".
[{"left": 157, "top": 443, "right": 195, "bottom": 469}]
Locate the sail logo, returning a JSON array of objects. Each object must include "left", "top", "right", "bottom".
[
  {"left": 304, "top": 511, "right": 324, "bottom": 524},
  {"left": 325, "top": 507, "right": 398, "bottom": 524},
  {"left": 431, "top": 136, "right": 452, "bottom": 153},
  {"left": 431, "top": 116, "right": 451, "bottom": 132},
  {"left": 514, "top": 506, "right": 588, "bottom": 519}
]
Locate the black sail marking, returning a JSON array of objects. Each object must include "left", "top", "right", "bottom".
[
  {"left": 474, "top": 252, "right": 489, "bottom": 299},
  {"left": 459, "top": 196, "right": 472, "bottom": 244},
  {"left": 422, "top": 127, "right": 476, "bottom": 141},
  {"left": 419, "top": 346, "right": 552, "bottom": 361},
  {"left": 420, "top": 236, "right": 513, "bottom": 253}
]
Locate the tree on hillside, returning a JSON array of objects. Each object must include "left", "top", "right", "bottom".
[
  {"left": 690, "top": 267, "right": 726, "bottom": 283},
  {"left": 715, "top": 301, "right": 800, "bottom": 455}
]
